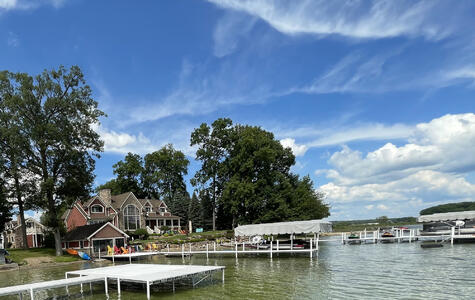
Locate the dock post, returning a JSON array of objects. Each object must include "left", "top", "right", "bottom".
[
  {"left": 310, "top": 238, "right": 313, "bottom": 259},
  {"left": 65, "top": 274, "right": 69, "bottom": 295},
  {"left": 129, "top": 254, "right": 132, "bottom": 264},
  {"left": 104, "top": 277, "right": 108, "bottom": 297},
  {"left": 146, "top": 281, "right": 150, "bottom": 300},
  {"left": 214, "top": 241, "right": 216, "bottom": 252},
  {"left": 222, "top": 269, "right": 225, "bottom": 284},
  {"left": 277, "top": 240, "right": 279, "bottom": 251},
  {"left": 117, "top": 278, "right": 121, "bottom": 295},
  {"left": 242, "top": 242, "right": 245, "bottom": 251},
  {"left": 80, "top": 274, "right": 83, "bottom": 293},
  {"left": 270, "top": 240, "right": 273, "bottom": 259},
  {"left": 167, "top": 244, "right": 170, "bottom": 253},
  {"left": 29, "top": 288, "right": 34, "bottom": 300},
  {"left": 316, "top": 233, "right": 319, "bottom": 251},
  {"left": 182, "top": 243, "right": 184, "bottom": 258},
  {"left": 112, "top": 254, "right": 115, "bottom": 265},
  {"left": 173, "top": 280, "right": 175, "bottom": 293},
  {"left": 291, "top": 234, "right": 293, "bottom": 250},
  {"left": 235, "top": 242, "right": 238, "bottom": 259},
  {"left": 451, "top": 226, "right": 455, "bottom": 245},
  {"left": 206, "top": 243, "right": 209, "bottom": 259}
]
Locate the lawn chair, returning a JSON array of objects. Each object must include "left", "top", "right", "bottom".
[
  {"left": 113, "top": 245, "right": 121, "bottom": 255},
  {"left": 152, "top": 243, "right": 159, "bottom": 251},
  {"left": 138, "top": 245, "right": 145, "bottom": 252},
  {"left": 107, "top": 245, "right": 114, "bottom": 256},
  {"left": 128, "top": 245, "right": 135, "bottom": 253},
  {"left": 146, "top": 243, "right": 153, "bottom": 251},
  {"left": 120, "top": 246, "right": 129, "bottom": 254}
]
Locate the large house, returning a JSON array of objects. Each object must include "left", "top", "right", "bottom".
[
  {"left": 2, "top": 217, "right": 47, "bottom": 248},
  {"left": 62, "top": 189, "right": 182, "bottom": 233}
]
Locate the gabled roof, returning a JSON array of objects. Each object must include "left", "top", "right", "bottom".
[{"left": 63, "top": 223, "right": 105, "bottom": 241}]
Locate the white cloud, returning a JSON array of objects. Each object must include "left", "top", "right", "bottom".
[
  {"left": 280, "top": 138, "right": 308, "bottom": 157},
  {"left": 0, "top": 0, "right": 65, "bottom": 11},
  {"left": 207, "top": 0, "right": 458, "bottom": 40},
  {"left": 318, "top": 113, "right": 475, "bottom": 217},
  {"left": 7, "top": 31, "right": 19, "bottom": 47},
  {"left": 213, "top": 11, "right": 256, "bottom": 57}
]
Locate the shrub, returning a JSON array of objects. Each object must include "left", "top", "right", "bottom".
[{"left": 133, "top": 228, "right": 149, "bottom": 240}]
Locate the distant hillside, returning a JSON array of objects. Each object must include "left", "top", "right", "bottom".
[
  {"left": 420, "top": 202, "right": 475, "bottom": 215},
  {"left": 332, "top": 216, "right": 417, "bottom": 232}
]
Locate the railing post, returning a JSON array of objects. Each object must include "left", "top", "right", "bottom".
[
  {"left": 316, "top": 233, "right": 319, "bottom": 251},
  {"left": 310, "top": 238, "right": 313, "bottom": 259},
  {"left": 277, "top": 240, "right": 279, "bottom": 251},
  {"left": 451, "top": 226, "right": 455, "bottom": 245},
  {"left": 206, "top": 243, "right": 209, "bottom": 259},
  {"left": 270, "top": 240, "right": 273, "bottom": 259},
  {"left": 235, "top": 241, "right": 238, "bottom": 259}
]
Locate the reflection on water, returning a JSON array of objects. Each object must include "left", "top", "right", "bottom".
[{"left": 1, "top": 241, "right": 475, "bottom": 299}]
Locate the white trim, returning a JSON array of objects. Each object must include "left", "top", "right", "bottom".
[
  {"left": 87, "top": 222, "right": 130, "bottom": 240},
  {"left": 119, "top": 192, "right": 143, "bottom": 210},
  {"left": 73, "top": 201, "right": 89, "bottom": 220},
  {"left": 91, "top": 204, "right": 104, "bottom": 213}
]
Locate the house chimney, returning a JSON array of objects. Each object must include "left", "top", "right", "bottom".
[{"left": 99, "top": 189, "right": 111, "bottom": 206}]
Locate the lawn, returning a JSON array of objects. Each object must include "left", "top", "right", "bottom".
[{"left": 6, "top": 248, "right": 82, "bottom": 265}]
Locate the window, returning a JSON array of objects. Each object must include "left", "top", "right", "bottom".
[
  {"left": 124, "top": 204, "right": 140, "bottom": 230},
  {"left": 91, "top": 205, "right": 104, "bottom": 213},
  {"left": 159, "top": 205, "right": 166, "bottom": 213},
  {"left": 145, "top": 205, "right": 151, "bottom": 213}
]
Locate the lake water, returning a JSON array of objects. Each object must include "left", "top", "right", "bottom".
[{"left": 1, "top": 240, "right": 475, "bottom": 299}]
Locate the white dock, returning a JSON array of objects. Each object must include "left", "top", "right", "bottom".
[
  {"left": 67, "top": 264, "right": 225, "bottom": 299},
  {"left": 0, "top": 275, "right": 105, "bottom": 299},
  {"left": 0, "top": 264, "right": 224, "bottom": 300}
]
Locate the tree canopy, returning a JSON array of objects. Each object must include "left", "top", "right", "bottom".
[
  {"left": 191, "top": 119, "right": 330, "bottom": 229},
  {"left": 0, "top": 66, "right": 104, "bottom": 255}
]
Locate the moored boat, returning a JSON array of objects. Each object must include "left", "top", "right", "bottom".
[
  {"left": 77, "top": 251, "right": 91, "bottom": 260},
  {"left": 66, "top": 249, "right": 78, "bottom": 255},
  {"left": 347, "top": 233, "right": 361, "bottom": 245},
  {"left": 380, "top": 232, "right": 395, "bottom": 243}
]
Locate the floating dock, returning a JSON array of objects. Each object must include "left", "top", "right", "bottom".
[{"left": 0, "top": 264, "right": 225, "bottom": 300}]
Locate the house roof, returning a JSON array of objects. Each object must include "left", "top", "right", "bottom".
[{"left": 63, "top": 223, "right": 106, "bottom": 241}]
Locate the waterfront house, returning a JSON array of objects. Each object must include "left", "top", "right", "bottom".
[
  {"left": 61, "top": 189, "right": 182, "bottom": 233},
  {"left": 1, "top": 217, "right": 47, "bottom": 248},
  {"left": 61, "top": 222, "right": 129, "bottom": 254}
]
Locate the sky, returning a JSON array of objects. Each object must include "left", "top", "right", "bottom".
[{"left": 1, "top": 0, "right": 475, "bottom": 221}]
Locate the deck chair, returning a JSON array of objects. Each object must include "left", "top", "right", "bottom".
[
  {"left": 146, "top": 243, "right": 152, "bottom": 251},
  {"left": 152, "top": 243, "right": 159, "bottom": 251},
  {"left": 107, "top": 245, "right": 114, "bottom": 256},
  {"left": 138, "top": 245, "right": 145, "bottom": 252},
  {"left": 120, "top": 246, "right": 129, "bottom": 254},
  {"left": 113, "top": 245, "right": 121, "bottom": 255},
  {"left": 128, "top": 246, "right": 135, "bottom": 253}
]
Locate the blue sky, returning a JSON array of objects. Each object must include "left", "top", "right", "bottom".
[{"left": 1, "top": 0, "right": 475, "bottom": 220}]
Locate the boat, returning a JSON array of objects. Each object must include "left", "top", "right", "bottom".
[
  {"left": 66, "top": 249, "right": 78, "bottom": 255},
  {"left": 347, "top": 233, "right": 361, "bottom": 245},
  {"left": 77, "top": 251, "right": 91, "bottom": 260},
  {"left": 380, "top": 232, "right": 395, "bottom": 243}
]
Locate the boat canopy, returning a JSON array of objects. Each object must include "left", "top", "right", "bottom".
[
  {"left": 418, "top": 211, "right": 475, "bottom": 223},
  {"left": 234, "top": 219, "right": 332, "bottom": 236}
]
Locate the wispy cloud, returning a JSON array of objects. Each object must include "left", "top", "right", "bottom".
[
  {"left": 0, "top": 0, "right": 65, "bottom": 12},
  {"left": 213, "top": 11, "right": 257, "bottom": 57},
  {"left": 207, "top": 0, "right": 460, "bottom": 40},
  {"left": 7, "top": 31, "right": 19, "bottom": 47}
]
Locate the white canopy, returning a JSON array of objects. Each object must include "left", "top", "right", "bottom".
[
  {"left": 418, "top": 210, "right": 475, "bottom": 223},
  {"left": 234, "top": 219, "right": 332, "bottom": 236}
]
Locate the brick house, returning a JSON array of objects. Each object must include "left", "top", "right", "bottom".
[
  {"left": 2, "top": 217, "right": 47, "bottom": 249},
  {"left": 61, "top": 189, "right": 182, "bottom": 233}
]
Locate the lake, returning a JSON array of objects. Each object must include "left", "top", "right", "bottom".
[{"left": 1, "top": 240, "right": 475, "bottom": 299}]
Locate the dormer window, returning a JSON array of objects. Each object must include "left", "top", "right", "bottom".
[
  {"left": 91, "top": 204, "right": 104, "bottom": 213},
  {"left": 159, "top": 207, "right": 166, "bottom": 213},
  {"left": 145, "top": 206, "right": 151, "bottom": 213}
]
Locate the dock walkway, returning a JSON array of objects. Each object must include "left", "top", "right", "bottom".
[{"left": 0, "top": 275, "right": 105, "bottom": 299}]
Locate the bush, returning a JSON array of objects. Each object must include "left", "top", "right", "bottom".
[
  {"left": 133, "top": 228, "right": 149, "bottom": 240},
  {"left": 160, "top": 226, "right": 170, "bottom": 232}
]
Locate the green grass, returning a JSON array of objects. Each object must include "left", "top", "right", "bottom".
[
  {"left": 6, "top": 248, "right": 82, "bottom": 265},
  {"left": 134, "top": 230, "right": 231, "bottom": 245}
]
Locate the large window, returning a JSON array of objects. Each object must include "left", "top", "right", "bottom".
[
  {"left": 124, "top": 204, "right": 140, "bottom": 230},
  {"left": 91, "top": 205, "right": 104, "bottom": 213}
]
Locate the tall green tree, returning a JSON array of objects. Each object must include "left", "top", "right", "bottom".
[
  {"left": 111, "top": 152, "right": 144, "bottom": 197},
  {"left": 188, "top": 192, "right": 201, "bottom": 229},
  {"left": 0, "top": 177, "right": 13, "bottom": 234},
  {"left": 190, "top": 118, "right": 233, "bottom": 231},
  {"left": 142, "top": 144, "right": 189, "bottom": 217},
  {"left": 9, "top": 66, "right": 104, "bottom": 256},
  {"left": 0, "top": 71, "right": 35, "bottom": 249}
]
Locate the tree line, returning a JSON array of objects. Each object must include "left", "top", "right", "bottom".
[{"left": 0, "top": 66, "right": 330, "bottom": 255}]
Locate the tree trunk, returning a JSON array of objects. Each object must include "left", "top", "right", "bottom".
[
  {"left": 47, "top": 191, "right": 62, "bottom": 256},
  {"left": 212, "top": 176, "right": 216, "bottom": 232},
  {"left": 53, "top": 227, "right": 62, "bottom": 256},
  {"left": 14, "top": 176, "right": 28, "bottom": 249}
]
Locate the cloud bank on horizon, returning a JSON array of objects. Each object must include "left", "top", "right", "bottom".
[{"left": 1, "top": 0, "right": 474, "bottom": 220}]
